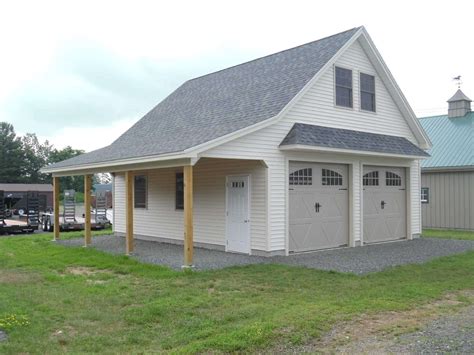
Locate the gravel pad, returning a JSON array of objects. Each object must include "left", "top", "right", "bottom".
[
  {"left": 389, "top": 304, "right": 474, "bottom": 353},
  {"left": 57, "top": 236, "right": 474, "bottom": 274}
]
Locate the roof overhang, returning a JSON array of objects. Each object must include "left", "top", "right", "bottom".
[
  {"left": 41, "top": 153, "right": 200, "bottom": 176},
  {"left": 421, "top": 165, "right": 474, "bottom": 173},
  {"left": 280, "top": 144, "right": 429, "bottom": 159}
]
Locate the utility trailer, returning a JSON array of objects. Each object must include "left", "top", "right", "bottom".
[
  {"left": 0, "top": 190, "right": 40, "bottom": 235},
  {"left": 42, "top": 189, "right": 110, "bottom": 232}
]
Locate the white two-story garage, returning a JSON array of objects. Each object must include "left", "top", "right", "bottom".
[{"left": 43, "top": 26, "right": 431, "bottom": 265}]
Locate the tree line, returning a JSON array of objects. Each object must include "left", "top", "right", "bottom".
[{"left": 0, "top": 122, "right": 87, "bottom": 192}]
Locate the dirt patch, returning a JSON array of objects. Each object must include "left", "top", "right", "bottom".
[
  {"left": 65, "top": 266, "right": 114, "bottom": 276},
  {"left": 50, "top": 325, "right": 78, "bottom": 346},
  {"left": 321, "top": 291, "right": 472, "bottom": 353},
  {"left": 0, "top": 270, "right": 41, "bottom": 284},
  {"left": 273, "top": 290, "right": 474, "bottom": 353},
  {"left": 86, "top": 279, "right": 108, "bottom": 285}
]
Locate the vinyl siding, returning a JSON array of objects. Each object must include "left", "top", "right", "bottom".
[
  {"left": 288, "top": 39, "right": 416, "bottom": 143},
  {"left": 203, "top": 38, "right": 423, "bottom": 251},
  {"left": 421, "top": 171, "right": 474, "bottom": 230},
  {"left": 410, "top": 160, "right": 422, "bottom": 234},
  {"left": 113, "top": 158, "right": 267, "bottom": 251}
]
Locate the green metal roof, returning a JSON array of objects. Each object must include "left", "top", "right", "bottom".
[{"left": 419, "top": 111, "right": 473, "bottom": 169}]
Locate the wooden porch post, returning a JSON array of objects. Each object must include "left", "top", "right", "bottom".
[
  {"left": 125, "top": 171, "right": 134, "bottom": 255},
  {"left": 53, "top": 176, "right": 60, "bottom": 241},
  {"left": 84, "top": 174, "right": 92, "bottom": 246},
  {"left": 183, "top": 165, "right": 194, "bottom": 267}
]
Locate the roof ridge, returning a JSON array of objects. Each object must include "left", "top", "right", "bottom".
[
  {"left": 419, "top": 111, "right": 474, "bottom": 120},
  {"left": 187, "top": 27, "right": 361, "bottom": 83},
  {"left": 419, "top": 114, "right": 447, "bottom": 119}
]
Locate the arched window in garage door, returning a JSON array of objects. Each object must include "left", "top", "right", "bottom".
[
  {"left": 363, "top": 171, "right": 379, "bottom": 186},
  {"left": 385, "top": 171, "right": 402, "bottom": 186},
  {"left": 322, "top": 169, "right": 343, "bottom": 186},
  {"left": 289, "top": 168, "right": 312, "bottom": 186}
]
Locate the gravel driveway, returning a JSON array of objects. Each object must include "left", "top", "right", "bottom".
[
  {"left": 57, "top": 236, "right": 474, "bottom": 274},
  {"left": 388, "top": 304, "right": 474, "bottom": 353}
]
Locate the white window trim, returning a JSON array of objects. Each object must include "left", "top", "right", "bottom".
[
  {"left": 334, "top": 65, "right": 354, "bottom": 110},
  {"left": 421, "top": 187, "right": 429, "bottom": 204},
  {"left": 359, "top": 71, "right": 377, "bottom": 113}
]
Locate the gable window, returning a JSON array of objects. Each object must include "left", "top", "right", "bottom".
[
  {"left": 134, "top": 175, "right": 147, "bottom": 208},
  {"left": 289, "top": 168, "right": 312, "bottom": 186},
  {"left": 421, "top": 187, "right": 429, "bottom": 203},
  {"left": 360, "top": 73, "right": 375, "bottom": 112},
  {"left": 176, "top": 172, "right": 184, "bottom": 210},
  {"left": 386, "top": 171, "right": 401, "bottom": 186},
  {"left": 335, "top": 67, "right": 353, "bottom": 108},
  {"left": 322, "top": 169, "right": 343, "bottom": 186},
  {"left": 363, "top": 171, "right": 379, "bottom": 186}
]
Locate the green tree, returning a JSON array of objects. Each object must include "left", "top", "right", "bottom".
[
  {"left": 0, "top": 122, "right": 25, "bottom": 183},
  {"left": 21, "top": 133, "right": 53, "bottom": 183},
  {"left": 47, "top": 146, "right": 85, "bottom": 192}
]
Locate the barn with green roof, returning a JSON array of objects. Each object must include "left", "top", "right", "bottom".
[{"left": 419, "top": 89, "right": 474, "bottom": 230}]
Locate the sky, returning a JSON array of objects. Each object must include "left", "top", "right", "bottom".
[{"left": 0, "top": 0, "right": 473, "bottom": 152}]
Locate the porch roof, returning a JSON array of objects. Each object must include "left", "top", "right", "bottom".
[{"left": 280, "top": 123, "right": 430, "bottom": 158}]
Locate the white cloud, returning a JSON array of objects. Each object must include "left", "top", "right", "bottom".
[
  {"left": 36, "top": 117, "right": 139, "bottom": 152},
  {"left": 1, "top": 0, "right": 474, "bottom": 143}
]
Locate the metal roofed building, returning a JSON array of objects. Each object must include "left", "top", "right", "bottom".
[{"left": 419, "top": 89, "right": 474, "bottom": 230}]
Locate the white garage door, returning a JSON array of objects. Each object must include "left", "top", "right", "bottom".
[
  {"left": 363, "top": 166, "right": 406, "bottom": 243},
  {"left": 289, "top": 162, "right": 349, "bottom": 252}
]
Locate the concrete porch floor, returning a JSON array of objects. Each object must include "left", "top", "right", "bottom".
[{"left": 57, "top": 235, "right": 474, "bottom": 274}]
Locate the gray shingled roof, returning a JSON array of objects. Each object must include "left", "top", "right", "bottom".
[
  {"left": 280, "top": 123, "right": 429, "bottom": 157},
  {"left": 447, "top": 89, "right": 472, "bottom": 102},
  {"left": 46, "top": 27, "right": 360, "bottom": 170}
]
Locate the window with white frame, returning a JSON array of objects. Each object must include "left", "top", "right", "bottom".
[
  {"left": 421, "top": 187, "right": 429, "bottom": 203},
  {"left": 360, "top": 73, "right": 376, "bottom": 112},
  {"left": 289, "top": 168, "right": 312, "bottom": 186},
  {"left": 335, "top": 67, "right": 353, "bottom": 108},
  {"left": 134, "top": 175, "right": 147, "bottom": 208}
]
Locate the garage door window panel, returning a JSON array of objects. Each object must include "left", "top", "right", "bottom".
[
  {"left": 289, "top": 168, "right": 312, "bottom": 186},
  {"left": 363, "top": 171, "right": 379, "bottom": 186},
  {"left": 386, "top": 171, "right": 402, "bottom": 186},
  {"left": 322, "top": 169, "right": 343, "bottom": 186}
]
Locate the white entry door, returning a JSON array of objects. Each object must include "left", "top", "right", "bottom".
[
  {"left": 363, "top": 166, "right": 407, "bottom": 243},
  {"left": 289, "top": 163, "right": 349, "bottom": 252},
  {"left": 226, "top": 176, "right": 250, "bottom": 254}
]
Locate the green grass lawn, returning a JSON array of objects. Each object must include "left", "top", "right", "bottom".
[
  {"left": 51, "top": 228, "right": 113, "bottom": 240},
  {"left": 0, "top": 233, "right": 473, "bottom": 353},
  {"left": 422, "top": 229, "right": 474, "bottom": 241}
]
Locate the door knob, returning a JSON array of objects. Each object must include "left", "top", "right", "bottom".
[{"left": 381, "top": 201, "right": 386, "bottom": 209}]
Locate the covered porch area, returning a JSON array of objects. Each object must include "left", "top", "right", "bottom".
[{"left": 50, "top": 157, "right": 268, "bottom": 268}]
